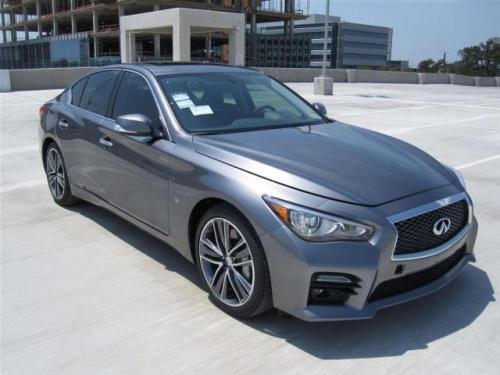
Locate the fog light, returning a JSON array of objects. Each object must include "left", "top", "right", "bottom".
[
  {"left": 311, "top": 288, "right": 324, "bottom": 296},
  {"left": 316, "top": 274, "right": 353, "bottom": 284}
]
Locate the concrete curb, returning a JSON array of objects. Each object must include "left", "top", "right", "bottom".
[
  {"left": 418, "top": 73, "right": 450, "bottom": 84},
  {"left": 474, "top": 76, "right": 497, "bottom": 87}
]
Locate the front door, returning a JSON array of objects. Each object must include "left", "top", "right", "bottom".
[{"left": 96, "top": 71, "right": 171, "bottom": 234}]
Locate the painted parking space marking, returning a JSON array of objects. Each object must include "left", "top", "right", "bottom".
[{"left": 455, "top": 155, "right": 500, "bottom": 170}]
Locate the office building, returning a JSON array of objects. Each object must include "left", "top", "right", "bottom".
[{"left": 257, "top": 14, "right": 394, "bottom": 69}]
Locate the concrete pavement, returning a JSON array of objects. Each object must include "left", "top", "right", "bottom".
[{"left": 1, "top": 83, "right": 499, "bottom": 374}]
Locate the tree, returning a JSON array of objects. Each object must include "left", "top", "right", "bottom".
[
  {"left": 458, "top": 38, "right": 500, "bottom": 76},
  {"left": 417, "top": 58, "right": 437, "bottom": 73},
  {"left": 418, "top": 38, "right": 500, "bottom": 77}
]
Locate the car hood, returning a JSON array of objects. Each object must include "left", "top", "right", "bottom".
[{"left": 192, "top": 122, "right": 454, "bottom": 206}]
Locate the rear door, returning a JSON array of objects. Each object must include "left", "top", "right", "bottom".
[{"left": 56, "top": 70, "right": 120, "bottom": 196}]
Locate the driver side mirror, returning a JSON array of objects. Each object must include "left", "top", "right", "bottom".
[
  {"left": 312, "top": 102, "right": 327, "bottom": 116},
  {"left": 115, "top": 114, "right": 154, "bottom": 137}
]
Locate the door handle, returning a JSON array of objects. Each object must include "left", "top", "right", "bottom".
[
  {"left": 99, "top": 136, "right": 113, "bottom": 148},
  {"left": 57, "top": 119, "right": 69, "bottom": 128}
]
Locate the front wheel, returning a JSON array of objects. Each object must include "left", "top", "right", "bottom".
[{"left": 195, "top": 204, "right": 272, "bottom": 318}]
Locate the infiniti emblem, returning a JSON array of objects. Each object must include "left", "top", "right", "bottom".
[{"left": 433, "top": 218, "right": 451, "bottom": 236}]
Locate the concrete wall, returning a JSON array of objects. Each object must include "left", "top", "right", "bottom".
[
  {"left": 418, "top": 72, "right": 450, "bottom": 84},
  {"left": 256, "top": 67, "right": 347, "bottom": 83},
  {"left": 351, "top": 69, "right": 419, "bottom": 84},
  {"left": 1, "top": 67, "right": 498, "bottom": 91},
  {"left": 0, "top": 70, "right": 11, "bottom": 92},
  {"left": 449, "top": 74, "right": 475, "bottom": 86},
  {"left": 7, "top": 67, "right": 93, "bottom": 91},
  {"left": 474, "top": 76, "right": 497, "bottom": 87}
]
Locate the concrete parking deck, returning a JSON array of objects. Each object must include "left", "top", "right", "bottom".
[{"left": 1, "top": 83, "right": 499, "bottom": 374}]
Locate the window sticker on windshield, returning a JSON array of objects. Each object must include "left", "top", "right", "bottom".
[
  {"left": 172, "top": 93, "right": 190, "bottom": 102},
  {"left": 190, "top": 105, "right": 213, "bottom": 116},
  {"left": 176, "top": 99, "right": 194, "bottom": 109}
]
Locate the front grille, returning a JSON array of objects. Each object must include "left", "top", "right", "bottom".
[
  {"left": 368, "top": 246, "right": 466, "bottom": 302},
  {"left": 394, "top": 200, "right": 468, "bottom": 255}
]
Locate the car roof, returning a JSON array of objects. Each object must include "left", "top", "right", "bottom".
[{"left": 103, "top": 63, "right": 261, "bottom": 76}]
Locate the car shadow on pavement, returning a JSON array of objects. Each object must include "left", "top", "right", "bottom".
[
  {"left": 71, "top": 202, "right": 494, "bottom": 360},
  {"left": 244, "top": 263, "right": 494, "bottom": 359},
  {"left": 70, "top": 202, "right": 201, "bottom": 286}
]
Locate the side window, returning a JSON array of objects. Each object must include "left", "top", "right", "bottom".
[
  {"left": 57, "top": 89, "right": 69, "bottom": 103},
  {"left": 71, "top": 77, "right": 87, "bottom": 106},
  {"left": 112, "top": 72, "right": 161, "bottom": 128},
  {"left": 80, "top": 71, "right": 120, "bottom": 116}
]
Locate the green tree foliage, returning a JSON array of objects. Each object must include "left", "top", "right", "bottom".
[
  {"left": 418, "top": 38, "right": 500, "bottom": 76},
  {"left": 417, "top": 58, "right": 438, "bottom": 73}
]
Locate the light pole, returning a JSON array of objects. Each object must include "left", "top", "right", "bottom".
[
  {"left": 321, "top": 0, "right": 330, "bottom": 77},
  {"left": 314, "top": 0, "right": 334, "bottom": 95}
]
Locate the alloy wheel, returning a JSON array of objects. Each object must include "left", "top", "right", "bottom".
[
  {"left": 46, "top": 148, "right": 65, "bottom": 200},
  {"left": 199, "top": 218, "right": 255, "bottom": 307}
]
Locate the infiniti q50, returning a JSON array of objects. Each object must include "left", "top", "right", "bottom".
[{"left": 39, "top": 64, "right": 478, "bottom": 321}]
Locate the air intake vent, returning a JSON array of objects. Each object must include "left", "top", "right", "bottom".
[{"left": 369, "top": 246, "right": 466, "bottom": 303}]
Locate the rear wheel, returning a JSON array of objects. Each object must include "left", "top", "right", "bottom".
[
  {"left": 44, "top": 142, "right": 78, "bottom": 206},
  {"left": 195, "top": 204, "right": 272, "bottom": 318}
]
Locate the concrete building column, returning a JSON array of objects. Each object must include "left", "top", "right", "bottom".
[
  {"left": 70, "top": 0, "right": 77, "bottom": 34},
  {"left": 36, "top": 0, "right": 42, "bottom": 37},
  {"left": 289, "top": 0, "right": 295, "bottom": 35},
  {"left": 172, "top": 22, "right": 190, "bottom": 62},
  {"left": 122, "top": 31, "right": 136, "bottom": 62},
  {"left": 1, "top": 12, "right": 7, "bottom": 43},
  {"left": 228, "top": 28, "right": 244, "bottom": 66},
  {"left": 153, "top": 4, "right": 161, "bottom": 59},
  {"left": 10, "top": 11, "right": 16, "bottom": 42},
  {"left": 51, "top": 0, "right": 57, "bottom": 35},
  {"left": 22, "top": 5, "right": 29, "bottom": 40},
  {"left": 92, "top": 9, "right": 99, "bottom": 57}
]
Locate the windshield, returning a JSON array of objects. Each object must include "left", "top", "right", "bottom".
[{"left": 158, "top": 72, "right": 326, "bottom": 134}]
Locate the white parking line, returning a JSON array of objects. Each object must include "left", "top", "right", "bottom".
[
  {"left": 0, "top": 179, "right": 46, "bottom": 193},
  {"left": 0, "top": 145, "right": 39, "bottom": 156},
  {"left": 455, "top": 155, "right": 500, "bottom": 170},
  {"left": 386, "top": 114, "right": 500, "bottom": 134},
  {"left": 336, "top": 94, "right": 500, "bottom": 111},
  {"left": 338, "top": 104, "right": 437, "bottom": 118}
]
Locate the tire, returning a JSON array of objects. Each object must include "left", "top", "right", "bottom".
[
  {"left": 195, "top": 204, "right": 272, "bottom": 318},
  {"left": 44, "top": 142, "right": 79, "bottom": 207}
]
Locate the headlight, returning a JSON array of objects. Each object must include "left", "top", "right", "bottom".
[
  {"left": 263, "top": 196, "right": 374, "bottom": 242},
  {"left": 447, "top": 166, "right": 466, "bottom": 189}
]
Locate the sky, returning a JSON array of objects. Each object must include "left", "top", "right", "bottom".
[{"left": 309, "top": 0, "right": 500, "bottom": 67}]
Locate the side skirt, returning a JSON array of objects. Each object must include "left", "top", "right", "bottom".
[{"left": 71, "top": 184, "right": 194, "bottom": 263}]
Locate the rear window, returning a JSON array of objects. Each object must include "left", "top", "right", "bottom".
[
  {"left": 80, "top": 71, "right": 120, "bottom": 116},
  {"left": 71, "top": 77, "right": 87, "bottom": 106}
]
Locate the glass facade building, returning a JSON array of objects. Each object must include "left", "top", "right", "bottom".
[
  {"left": 257, "top": 14, "right": 393, "bottom": 69},
  {"left": 0, "top": 32, "right": 91, "bottom": 69}
]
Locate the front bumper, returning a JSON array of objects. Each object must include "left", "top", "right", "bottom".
[{"left": 259, "top": 188, "right": 478, "bottom": 322}]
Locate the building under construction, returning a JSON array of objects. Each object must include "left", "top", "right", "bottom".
[{"left": 0, "top": 0, "right": 307, "bottom": 68}]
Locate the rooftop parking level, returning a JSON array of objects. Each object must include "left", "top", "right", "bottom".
[{"left": 1, "top": 83, "right": 499, "bottom": 374}]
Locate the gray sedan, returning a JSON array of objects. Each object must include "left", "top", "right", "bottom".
[{"left": 39, "top": 64, "right": 478, "bottom": 321}]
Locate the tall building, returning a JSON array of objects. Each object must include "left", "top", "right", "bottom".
[
  {"left": 0, "top": 0, "right": 304, "bottom": 69},
  {"left": 257, "top": 14, "right": 394, "bottom": 69}
]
